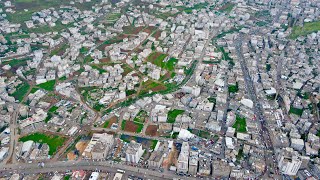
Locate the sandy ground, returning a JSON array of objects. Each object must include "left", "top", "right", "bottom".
[{"left": 67, "top": 141, "right": 88, "bottom": 161}]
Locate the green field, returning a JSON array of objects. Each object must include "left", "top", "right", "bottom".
[
  {"left": 30, "top": 87, "right": 39, "bottom": 94},
  {"left": 290, "top": 21, "right": 320, "bottom": 39},
  {"left": 23, "top": 68, "right": 37, "bottom": 77},
  {"left": 48, "top": 105, "right": 58, "bottom": 113},
  {"left": 167, "top": 109, "right": 184, "bottom": 123},
  {"left": 79, "top": 47, "right": 88, "bottom": 55},
  {"left": 37, "top": 80, "right": 56, "bottom": 91},
  {"left": 155, "top": 12, "right": 178, "bottom": 19},
  {"left": 266, "top": 64, "right": 271, "bottom": 71},
  {"left": 29, "top": 22, "right": 74, "bottom": 34},
  {"left": 150, "top": 140, "right": 158, "bottom": 150},
  {"left": 189, "top": 129, "right": 211, "bottom": 139},
  {"left": 163, "top": 58, "right": 178, "bottom": 71},
  {"left": 146, "top": 53, "right": 177, "bottom": 71},
  {"left": 50, "top": 43, "right": 70, "bottom": 56},
  {"left": 176, "top": 2, "right": 209, "bottom": 14},
  {"left": 151, "top": 53, "right": 166, "bottom": 65},
  {"left": 6, "top": 0, "right": 99, "bottom": 23},
  {"left": 135, "top": 122, "right": 144, "bottom": 133},
  {"left": 105, "top": 13, "right": 122, "bottom": 23},
  {"left": 2, "top": 58, "right": 28, "bottom": 68},
  {"left": 217, "top": 46, "right": 233, "bottom": 61},
  {"left": 139, "top": 80, "right": 167, "bottom": 95},
  {"left": 236, "top": 147, "right": 244, "bottom": 162},
  {"left": 121, "top": 120, "right": 127, "bottom": 130},
  {"left": 64, "top": 175, "right": 71, "bottom": 180},
  {"left": 233, "top": 116, "right": 247, "bottom": 133},
  {"left": 171, "top": 132, "right": 179, "bottom": 139},
  {"left": 289, "top": 106, "right": 304, "bottom": 116},
  {"left": 91, "top": 64, "right": 107, "bottom": 74},
  {"left": 228, "top": 83, "right": 239, "bottom": 93},
  {"left": 202, "top": 60, "right": 221, "bottom": 64},
  {"left": 44, "top": 113, "right": 52, "bottom": 123},
  {"left": 208, "top": 97, "right": 216, "bottom": 103},
  {"left": 7, "top": 0, "right": 65, "bottom": 23},
  {"left": 59, "top": 76, "right": 67, "bottom": 81},
  {"left": 11, "top": 81, "right": 30, "bottom": 102},
  {"left": 254, "top": 10, "right": 270, "bottom": 18},
  {"left": 256, "top": 21, "right": 268, "bottom": 27},
  {"left": 19, "top": 132, "right": 66, "bottom": 155},
  {"left": 145, "top": 81, "right": 162, "bottom": 88},
  {"left": 213, "top": 27, "right": 242, "bottom": 41},
  {"left": 93, "top": 103, "right": 104, "bottom": 111},
  {"left": 218, "top": 3, "right": 235, "bottom": 14},
  {"left": 126, "top": 89, "right": 137, "bottom": 96},
  {"left": 103, "top": 120, "right": 110, "bottom": 128},
  {"left": 133, "top": 110, "right": 148, "bottom": 123}
]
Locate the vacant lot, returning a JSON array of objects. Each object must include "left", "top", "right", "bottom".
[
  {"left": 143, "top": 26, "right": 156, "bottom": 34},
  {"left": 103, "top": 116, "right": 118, "bottom": 128},
  {"left": 67, "top": 141, "right": 88, "bottom": 160},
  {"left": 145, "top": 125, "right": 158, "bottom": 136},
  {"left": 76, "top": 141, "right": 88, "bottom": 154},
  {"left": 152, "top": 30, "right": 162, "bottom": 40},
  {"left": 122, "top": 120, "right": 143, "bottom": 133},
  {"left": 19, "top": 132, "right": 66, "bottom": 155}
]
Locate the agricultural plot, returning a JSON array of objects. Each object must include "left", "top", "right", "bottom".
[{"left": 37, "top": 80, "right": 56, "bottom": 91}]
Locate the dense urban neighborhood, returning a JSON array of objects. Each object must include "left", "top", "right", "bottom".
[{"left": 0, "top": 0, "right": 320, "bottom": 179}]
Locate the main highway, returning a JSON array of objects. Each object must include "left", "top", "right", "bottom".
[
  {"left": 0, "top": 160, "right": 196, "bottom": 179},
  {"left": 234, "top": 33, "right": 278, "bottom": 177}
]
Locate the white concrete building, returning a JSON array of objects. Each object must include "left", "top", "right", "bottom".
[
  {"left": 125, "top": 141, "right": 144, "bottom": 164},
  {"left": 290, "top": 138, "right": 304, "bottom": 151},
  {"left": 177, "top": 142, "right": 189, "bottom": 173},
  {"left": 82, "top": 133, "right": 114, "bottom": 160},
  {"left": 277, "top": 147, "right": 302, "bottom": 176}
]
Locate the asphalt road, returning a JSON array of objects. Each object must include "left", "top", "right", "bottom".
[
  {"left": 234, "top": 33, "right": 278, "bottom": 177},
  {"left": 0, "top": 160, "right": 196, "bottom": 179}
]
